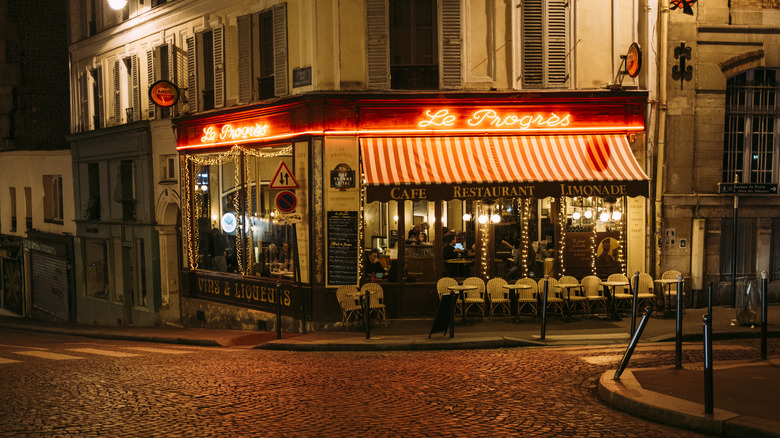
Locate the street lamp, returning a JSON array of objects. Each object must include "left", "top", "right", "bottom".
[{"left": 107, "top": 0, "right": 127, "bottom": 10}]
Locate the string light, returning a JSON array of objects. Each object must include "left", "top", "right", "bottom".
[
  {"left": 521, "top": 199, "right": 530, "bottom": 277},
  {"left": 557, "top": 197, "right": 566, "bottom": 276},
  {"left": 616, "top": 198, "right": 626, "bottom": 276}
]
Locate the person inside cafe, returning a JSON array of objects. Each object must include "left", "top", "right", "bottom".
[
  {"left": 502, "top": 238, "right": 533, "bottom": 279},
  {"left": 443, "top": 234, "right": 461, "bottom": 277},
  {"left": 278, "top": 242, "right": 294, "bottom": 271},
  {"left": 365, "top": 248, "right": 386, "bottom": 281},
  {"left": 595, "top": 237, "right": 621, "bottom": 276}
]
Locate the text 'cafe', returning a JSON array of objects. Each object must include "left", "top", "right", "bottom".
[{"left": 174, "top": 91, "right": 650, "bottom": 327}]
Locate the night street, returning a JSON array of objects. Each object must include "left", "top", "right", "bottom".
[{"left": 5, "top": 328, "right": 772, "bottom": 437}]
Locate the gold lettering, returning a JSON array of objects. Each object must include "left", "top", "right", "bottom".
[{"left": 283, "top": 290, "right": 291, "bottom": 306}]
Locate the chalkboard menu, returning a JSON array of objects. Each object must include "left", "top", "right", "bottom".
[{"left": 327, "top": 211, "right": 359, "bottom": 285}]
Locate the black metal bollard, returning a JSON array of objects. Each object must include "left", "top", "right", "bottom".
[
  {"left": 675, "top": 274, "right": 683, "bottom": 369},
  {"left": 276, "top": 281, "right": 282, "bottom": 340},
  {"left": 631, "top": 271, "right": 640, "bottom": 335},
  {"left": 707, "top": 281, "right": 713, "bottom": 320},
  {"left": 614, "top": 307, "right": 653, "bottom": 380},
  {"left": 761, "top": 271, "right": 768, "bottom": 360},
  {"left": 703, "top": 313, "right": 714, "bottom": 414},
  {"left": 364, "top": 288, "right": 371, "bottom": 340},
  {"left": 541, "top": 276, "right": 549, "bottom": 340},
  {"left": 449, "top": 291, "right": 456, "bottom": 338}
]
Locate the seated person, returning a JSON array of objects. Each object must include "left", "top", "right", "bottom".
[
  {"left": 443, "top": 234, "right": 461, "bottom": 277},
  {"left": 365, "top": 248, "right": 386, "bottom": 278}
]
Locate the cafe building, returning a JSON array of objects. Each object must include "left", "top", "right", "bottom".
[{"left": 175, "top": 90, "right": 651, "bottom": 326}]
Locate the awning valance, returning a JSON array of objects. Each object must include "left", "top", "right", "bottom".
[{"left": 360, "top": 135, "right": 650, "bottom": 202}]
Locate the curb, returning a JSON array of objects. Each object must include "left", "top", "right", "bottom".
[
  {"left": 255, "top": 337, "right": 545, "bottom": 351},
  {"left": 0, "top": 322, "right": 224, "bottom": 347}
]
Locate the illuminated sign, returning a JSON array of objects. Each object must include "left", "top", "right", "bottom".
[
  {"left": 201, "top": 123, "right": 269, "bottom": 144},
  {"left": 149, "top": 80, "right": 180, "bottom": 108},
  {"left": 626, "top": 43, "right": 642, "bottom": 79},
  {"left": 221, "top": 212, "right": 238, "bottom": 233},
  {"left": 419, "top": 109, "right": 572, "bottom": 130}
]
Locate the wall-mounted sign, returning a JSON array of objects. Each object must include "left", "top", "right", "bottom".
[
  {"left": 221, "top": 212, "right": 238, "bottom": 234},
  {"left": 293, "top": 67, "right": 312, "bottom": 88},
  {"left": 626, "top": 43, "right": 642, "bottom": 78},
  {"left": 269, "top": 162, "right": 299, "bottom": 189},
  {"left": 149, "top": 80, "right": 180, "bottom": 108},
  {"left": 718, "top": 182, "right": 778, "bottom": 195},
  {"left": 275, "top": 191, "right": 297, "bottom": 213},
  {"left": 330, "top": 163, "right": 355, "bottom": 189},
  {"left": 418, "top": 109, "right": 572, "bottom": 130}
]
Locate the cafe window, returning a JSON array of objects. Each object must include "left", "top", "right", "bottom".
[
  {"left": 43, "top": 175, "right": 64, "bottom": 224},
  {"left": 188, "top": 144, "right": 296, "bottom": 280}
]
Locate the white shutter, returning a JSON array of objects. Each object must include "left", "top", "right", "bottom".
[
  {"left": 186, "top": 36, "right": 197, "bottom": 113},
  {"left": 213, "top": 26, "right": 225, "bottom": 108},
  {"left": 366, "top": 0, "right": 389, "bottom": 89},
  {"left": 272, "top": 4, "right": 288, "bottom": 96},
  {"left": 79, "top": 72, "right": 88, "bottom": 131},
  {"left": 521, "top": 0, "right": 544, "bottom": 88},
  {"left": 546, "top": 0, "right": 568, "bottom": 87},
  {"left": 96, "top": 66, "right": 104, "bottom": 128},
  {"left": 131, "top": 54, "right": 140, "bottom": 122},
  {"left": 113, "top": 60, "right": 121, "bottom": 124},
  {"left": 147, "top": 49, "right": 156, "bottom": 119},
  {"left": 440, "top": 0, "right": 462, "bottom": 89},
  {"left": 237, "top": 14, "right": 253, "bottom": 103}
]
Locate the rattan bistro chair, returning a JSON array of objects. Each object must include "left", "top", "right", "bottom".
[
  {"left": 360, "top": 282, "right": 386, "bottom": 320},
  {"left": 515, "top": 277, "right": 538, "bottom": 316},
  {"left": 538, "top": 277, "right": 564, "bottom": 316},
  {"left": 486, "top": 277, "right": 510, "bottom": 318},
  {"left": 558, "top": 275, "right": 588, "bottom": 315},
  {"left": 581, "top": 275, "right": 605, "bottom": 316},
  {"left": 336, "top": 285, "right": 362, "bottom": 328},
  {"left": 661, "top": 270, "right": 683, "bottom": 312},
  {"left": 437, "top": 277, "right": 458, "bottom": 301},
  {"left": 635, "top": 273, "right": 657, "bottom": 310},
  {"left": 607, "top": 273, "right": 632, "bottom": 310},
  {"left": 463, "top": 277, "right": 487, "bottom": 318}
]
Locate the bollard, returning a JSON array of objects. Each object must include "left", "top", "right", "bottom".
[
  {"left": 541, "top": 276, "right": 549, "bottom": 341},
  {"left": 675, "top": 274, "right": 683, "bottom": 369},
  {"left": 276, "top": 281, "right": 282, "bottom": 340},
  {"left": 364, "top": 288, "right": 371, "bottom": 340},
  {"left": 703, "top": 313, "right": 714, "bottom": 415},
  {"left": 614, "top": 307, "right": 653, "bottom": 380},
  {"left": 761, "top": 271, "right": 768, "bottom": 360},
  {"left": 707, "top": 281, "right": 713, "bottom": 321},
  {"left": 449, "top": 291, "right": 456, "bottom": 338},
  {"left": 631, "top": 271, "right": 640, "bottom": 335}
]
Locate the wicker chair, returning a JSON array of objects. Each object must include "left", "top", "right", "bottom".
[
  {"left": 463, "top": 277, "right": 487, "bottom": 318},
  {"left": 436, "top": 277, "right": 458, "bottom": 301},
  {"left": 607, "top": 273, "right": 632, "bottom": 310},
  {"left": 360, "top": 282, "right": 386, "bottom": 320},
  {"left": 537, "top": 277, "right": 563, "bottom": 316},
  {"left": 558, "top": 275, "right": 588, "bottom": 315},
  {"left": 581, "top": 275, "right": 605, "bottom": 316},
  {"left": 635, "top": 273, "right": 657, "bottom": 310},
  {"left": 486, "top": 277, "right": 510, "bottom": 318},
  {"left": 661, "top": 270, "right": 683, "bottom": 312},
  {"left": 336, "top": 285, "right": 362, "bottom": 327},
  {"left": 515, "top": 277, "right": 538, "bottom": 316}
]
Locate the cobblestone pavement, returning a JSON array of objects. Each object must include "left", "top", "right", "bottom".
[{"left": 1, "top": 328, "right": 776, "bottom": 437}]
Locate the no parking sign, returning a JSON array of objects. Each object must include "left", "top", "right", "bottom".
[{"left": 275, "top": 191, "right": 297, "bottom": 213}]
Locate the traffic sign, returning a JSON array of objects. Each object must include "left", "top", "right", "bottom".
[
  {"left": 269, "top": 162, "right": 299, "bottom": 189},
  {"left": 718, "top": 183, "right": 778, "bottom": 195},
  {"left": 275, "top": 190, "right": 297, "bottom": 213}
]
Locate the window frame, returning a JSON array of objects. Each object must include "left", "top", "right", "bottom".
[
  {"left": 43, "top": 175, "right": 64, "bottom": 225},
  {"left": 519, "top": 0, "right": 569, "bottom": 89}
]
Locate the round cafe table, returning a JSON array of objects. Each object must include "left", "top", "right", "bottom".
[
  {"left": 655, "top": 278, "right": 681, "bottom": 317},
  {"left": 448, "top": 284, "right": 478, "bottom": 324},
  {"left": 502, "top": 283, "right": 532, "bottom": 322},
  {"left": 556, "top": 283, "right": 584, "bottom": 322},
  {"left": 600, "top": 280, "right": 628, "bottom": 320}
]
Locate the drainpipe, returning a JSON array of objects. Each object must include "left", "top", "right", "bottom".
[{"left": 654, "top": 3, "right": 669, "bottom": 278}]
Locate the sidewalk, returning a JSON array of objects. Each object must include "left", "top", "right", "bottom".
[{"left": 1, "top": 304, "right": 779, "bottom": 437}]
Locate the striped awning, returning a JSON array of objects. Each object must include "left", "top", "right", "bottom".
[{"left": 360, "top": 135, "right": 650, "bottom": 202}]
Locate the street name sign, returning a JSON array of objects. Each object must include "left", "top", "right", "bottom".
[{"left": 718, "top": 183, "right": 778, "bottom": 195}]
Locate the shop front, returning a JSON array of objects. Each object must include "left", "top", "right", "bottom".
[{"left": 175, "top": 91, "right": 650, "bottom": 326}]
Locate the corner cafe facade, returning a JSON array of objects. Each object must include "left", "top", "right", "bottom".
[{"left": 174, "top": 91, "right": 650, "bottom": 328}]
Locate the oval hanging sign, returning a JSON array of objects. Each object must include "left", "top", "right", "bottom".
[
  {"left": 626, "top": 43, "right": 642, "bottom": 78},
  {"left": 149, "top": 80, "right": 180, "bottom": 107}
]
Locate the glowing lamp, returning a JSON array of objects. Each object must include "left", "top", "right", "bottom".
[
  {"left": 478, "top": 214, "right": 488, "bottom": 224},
  {"left": 584, "top": 210, "right": 593, "bottom": 219},
  {"left": 572, "top": 211, "right": 581, "bottom": 220},
  {"left": 600, "top": 211, "right": 610, "bottom": 222},
  {"left": 107, "top": 0, "right": 127, "bottom": 10},
  {"left": 490, "top": 213, "right": 501, "bottom": 224},
  {"left": 462, "top": 213, "right": 471, "bottom": 221},
  {"left": 612, "top": 211, "right": 622, "bottom": 221}
]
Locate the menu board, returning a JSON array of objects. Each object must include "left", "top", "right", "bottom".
[
  {"left": 564, "top": 232, "right": 594, "bottom": 278},
  {"left": 327, "top": 211, "right": 359, "bottom": 285}
]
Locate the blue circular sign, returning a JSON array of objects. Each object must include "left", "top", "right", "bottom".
[{"left": 275, "top": 191, "right": 297, "bottom": 213}]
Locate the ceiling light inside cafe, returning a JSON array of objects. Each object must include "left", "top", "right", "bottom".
[
  {"left": 572, "top": 211, "right": 581, "bottom": 220},
  {"left": 462, "top": 213, "right": 471, "bottom": 221},
  {"left": 478, "top": 214, "right": 488, "bottom": 224},
  {"left": 600, "top": 211, "right": 610, "bottom": 222},
  {"left": 490, "top": 213, "right": 501, "bottom": 223},
  {"left": 584, "top": 210, "right": 593, "bottom": 219},
  {"left": 612, "top": 211, "right": 622, "bottom": 221}
]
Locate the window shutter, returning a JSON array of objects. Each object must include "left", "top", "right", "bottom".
[
  {"left": 147, "top": 49, "right": 156, "bottom": 119},
  {"left": 237, "top": 14, "right": 253, "bottom": 103},
  {"left": 43, "top": 175, "right": 53, "bottom": 221},
  {"left": 272, "top": 4, "right": 288, "bottom": 97},
  {"left": 186, "top": 36, "right": 198, "bottom": 113},
  {"left": 521, "top": 0, "right": 544, "bottom": 88},
  {"left": 213, "top": 26, "right": 225, "bottom": 108},
  {"left": 546, "top": 0, "right": 568, "bottom": 87},
  {"left": 131, "top": 54, "right": 140, "bottom": 122},
  {"left": 113, "top": 60, "right": 121, "bottom": 125},
  {"left": 366, "top": 0, "right": 389, "bottom": 89},
  {"left": 440, "top": 0, "right": 462, "bottom": 89},
  {"left": 79, "top": 72, "right": 89, "bottom": 132},
  {"left": 96, "top": 66, "right": 104, "bottom": 128}
]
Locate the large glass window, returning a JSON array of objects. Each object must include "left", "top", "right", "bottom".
[
  {"left": 188, "top": 145, "right": 296, "bottom": 280},
  {"left": 389, "top": 0, "right": 438, "bottom": 89},
  {"left": 723, "top": 68, "right": 779, "bottom": 184}
]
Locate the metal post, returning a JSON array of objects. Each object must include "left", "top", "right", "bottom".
[
  {"left": 707, "top": 281, "right": 713, "bottom": 319},
  {"left": 731, "top": 175, "right": 739, "bottom": 307},
  {"left": 614, "top": 307, "right": 653, "bottom": 380},
  {"left": 449, "top": 290, "right": 456, "bottom": 338},
  {"left": 703, "top": 313, "right": 714, "bottom": 414},
  {"left": 276, "top": 281, "right": 282, "bottom": 340},
  {"left": 761, "top": 271, "right": 768, "bottom": 360},
  {"left": 675, "top": 274, "right": 683, "bottom": 368},
  {"left": 541, "top": 276, "right": 549, "bottom": 340},
  {"left": 631, "top": 270, "right": 640, "bottom": 335},
  {"left": 364, "top": 288, "right": 371, "bottom": 340}
]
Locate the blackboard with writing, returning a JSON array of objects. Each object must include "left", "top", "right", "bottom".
[
  {"left": 564, "top": 232, "right": 593, "bottom": 278},
  {"left": 327, "top": 211, "right": 359, "bottom": 285}
]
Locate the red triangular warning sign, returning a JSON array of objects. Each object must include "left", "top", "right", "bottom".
[{"left": 269, "top": 161, "right": 299, "bottom": 189}]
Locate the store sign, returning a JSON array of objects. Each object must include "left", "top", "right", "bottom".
[
  {"left": 191, "top": 272, "right": 301, "bottom": 315},
  {"left": 149, "top": 80, "right": 180, "bottom": 107},
  {"left": 419, "top": 109, "right": 571, "bottom": 130},
  {"left": 718, "top": 183, "right": 778, "bottom": 194},
  {"left": 625, "top": 43, "right": 642, "bottom": 78},
  {"left": 201, "top": 123, "right": 269, "bottom": 144},
  {"left": 330, "top": 163, "right": 355, "bottom": 189}
]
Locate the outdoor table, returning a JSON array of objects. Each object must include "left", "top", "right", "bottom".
[
  {"left": 655, "top": 278, "right": 681, "bottom": 318},
  {"left": 556, "top": 283, "right": 583, "bottom": 322},
  {"left": 502, "top": 283, "right": 532, "bottom": 321},
  {"left": 448, "top": 284, "right": 478, "bottom": 324},
  {"left": 600, "top": 280, "right": 629, "bottom": 320}
]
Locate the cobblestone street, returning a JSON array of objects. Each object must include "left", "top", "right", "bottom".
[{"left": 1, "top": 328, "right": 776, "bottom": 437}]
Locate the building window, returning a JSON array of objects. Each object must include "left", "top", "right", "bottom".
[
  {"left": 85, "top": 239, "right": 108, "bottom": 299},
  {"left": 147, "top": 44, "right": 176, "bottom": 118},
  {"left": 720, "top": 218, "right": 756, "bottom": 280},
  {"left": 723, "top": 68, "right": 779, "bottom": 184},
  {"left": 161, "top": 154, "right": 177, "bottom": 182},
  {"left": 236, "top": 4, "right": 289, "bottom": 103},
  {"left": 9, "top": 187, "right": 17, "bottom": 232},
  {"left": 43, "top": 175, "right": 64, "bottom": 224},
  {"left": 90, "top": 67, "right": 104, "bottom": 129},
  {"left": 24, "top": 187, "right": 32, "bottom": 231},
  {"left": 521, "top": 0, "right": 568, "bottom": 89},
  {"left": 118, "top": 160, "right": 136, "bottom": 221},
  {"left": 86, "top": 163, "right": 101, "bottom": 220},
  {"left": 187, "top": 27, "right": 224, "bottom": 112},
  {"left": 389, "top": 0, "right": 438, "bottom": 89}
]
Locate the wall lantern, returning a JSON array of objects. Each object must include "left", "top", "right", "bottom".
[{"left": 107, "top": 0, "right": 128, "bottom": 10}]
